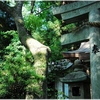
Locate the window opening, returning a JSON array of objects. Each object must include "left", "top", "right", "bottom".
[{"left": 72, "top": 87, "right": 80, "bottom": 96}]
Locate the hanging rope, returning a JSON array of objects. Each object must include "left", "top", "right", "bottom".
[{"left": 87, "top": 22, "right": 100, "bottom": 27}]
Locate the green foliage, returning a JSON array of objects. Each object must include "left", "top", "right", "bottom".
[
  {"left": 24, "top": 14, "right": 63, "bottom": 61},
  {"left": 24, "top": 14, "right": 42, "bottom": 31},
  {"left": 0, "top": 30, "right": 43, "bottom": 98},
  {"left": 0, "top": 1, "right": 63, "bottom": 98},
  {"left": 0, "top": 1, "right": 78, "bottom": 99},
  {"left": 57, "top": 91, "right": 69, "bottom": 99},
  {"left": 0, "top": 31, "right": 13, "bottom": 48},
  {"left": 62, "top": 23, "right": 76, "bottom": 33},
  {"left": 23, "top": 2, "right": 64, "bottom": 98}
]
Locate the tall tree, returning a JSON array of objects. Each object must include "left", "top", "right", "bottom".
[{"left": 0, "top": 1, "right": 51, "bottom": 99}]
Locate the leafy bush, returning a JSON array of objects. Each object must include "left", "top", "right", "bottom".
[{"left": 0, "top": 30, "right": 41, "bottom": 99}]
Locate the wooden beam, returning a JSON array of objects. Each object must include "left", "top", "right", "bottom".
[
  {"left": 61, "top": 26, "right": 90, "bottom": 46},
  {"left": 62, "top": 53, "right": 90, "bottom": 60}
]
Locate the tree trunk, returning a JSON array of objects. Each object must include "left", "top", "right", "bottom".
[
  {"left": 0, "top": 1, "right": 51, "bottom": 99},
  {"left": 14, "top": 16, "right": 50, "bottom": 99}
]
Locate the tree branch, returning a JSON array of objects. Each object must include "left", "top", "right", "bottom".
[
  {"left": 15, "top": 1, "right": 23, "bottom": 15},
  {"left": 0, "top": 1, "right": 51, "bottom": 98},
  {"left": 31, "top": 1, "right": 35, "bottom": 14}
]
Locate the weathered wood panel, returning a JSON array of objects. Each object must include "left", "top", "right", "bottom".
[
  {"left": 62, "top": 53, "right": 90, "bottom": 60},
  {"left": 61, "top": 26, "right": 90, "bottom": 46}
]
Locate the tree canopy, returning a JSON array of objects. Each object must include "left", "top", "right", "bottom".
[
  {"left": 0, "top": 1, "right": 64, "bottom": 99},
  {"left": 0, "top": 1, "right": 79, "bottom": 99}
]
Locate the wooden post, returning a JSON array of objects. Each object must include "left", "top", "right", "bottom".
[{"left": 89, "top": 9, "right": 100, "bottom": 99}]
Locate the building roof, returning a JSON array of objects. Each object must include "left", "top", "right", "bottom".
[
  {"left": 62, "top": 42, "right": 90, "bottom": 60},
  {"left": 60, "top": 70, "right": 90, "bottom": 83}
]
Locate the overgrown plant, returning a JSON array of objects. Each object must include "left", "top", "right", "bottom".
[
  {"left": 0, "top": 1, "right": 73, "bottom": 99},
  {"left": 0, "top": 30, "right": 43, "bottom": 98}
]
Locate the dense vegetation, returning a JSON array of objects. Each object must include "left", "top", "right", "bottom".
[
  {"left": 0, "top": 1, "right": 79, "bottom": 99},
  {"left": 0, "top": 1, "right": 64, "bottom": 99}
]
